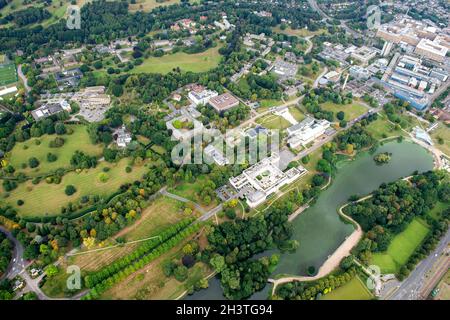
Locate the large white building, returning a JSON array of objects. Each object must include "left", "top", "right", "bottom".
[
  {"left": 229, "top": 153, "right": 307, "bottom": 207},
  {"left": 415, "top": 39, "right": 448, "bottom": 63},
  {"left": 188, "top": 85, "right": 218, "bottom": 106},
  {"left": 287, "top": 117, "right": 330, "bottom": 148}
]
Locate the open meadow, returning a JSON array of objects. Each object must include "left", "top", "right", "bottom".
[
  {"left": 320, "top": 101, "right": 368, "bottom": 122},
  {"left": 7, "top": 125, "right": 103, "bottom": 177},
  {"left": 1, "top": 158, "right": 149, "bottom": 217},
  {"left": 133, "top": 46, "right": 222, "bottom": 74}
]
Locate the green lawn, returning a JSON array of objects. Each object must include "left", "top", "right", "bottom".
[
  {"left": 259, "top": 99, "right": 283, "bottom": 108},
  {"left": 431, "top": 123, "right": 450, "bottom": 156},
  {"left": 118, "top": 196, "right": 186, "bottom": 242},
  {"left": 1, "top": 159, "right": 149, "bottom": 217},
  {"left": 371, "top": 218, "right": 430, "bottom": 274},
  {"left": 0, "top": 63, "right": 17, "bottom": 86},
  {"left": 168, "top": 175, "right": 217, "bottom": 209},
  {"left": 256, "top": 114, "right": 291, "bottom": 129},
  {"left": 320, "top": 101, "right": 368, "bottom": 121},
  {"left": 321, "top": 276, "right": 373, "bottom": 300},
  {"left": 0, "top": 0, "right": 70, "bottom": 28},
  {"left": 8, "top": 125, "right": 103, "bottom": 177},
  {"left": 427, "top": 201, "right": 449, "bottom": 221},
  {"left": 365, "top": 115, "right": 406, "bottom": 141},
  {"left": 288, "top": 106, "right": 305, "bottom": 122},
  {"left": 132, "top": 46, "right": 222, "bottom": 74}
]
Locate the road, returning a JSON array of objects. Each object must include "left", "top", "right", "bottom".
[
  {"left": 0, "top": 226, "right": 28, "bottom": 280},
  {"left": 382, "top": 228, "right": 450, "bottom": 300},
  {"left": 306, "top": 0, "right": 361, "bottom": 38},
  {"left": 17, "top": 64, "right": 31, "bottom": 94}
]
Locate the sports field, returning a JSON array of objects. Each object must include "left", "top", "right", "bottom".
[
  {"left": 371, "top": 218, "right": 430, "bottom": 274},
  {"left": 1, "top": 159, "right": 149, "bottom": 217},
  {"left": 133, "top": 46, "right": 222, "bottom": 74},
  {"left": 0, "top": 63, "right": 17, "bottom": 86},
  {"left": 8, "top": 125, "right": 103, "bottom": 177},
  {"left": 321, "top": 276, "right": 373, "bottom": 300}
]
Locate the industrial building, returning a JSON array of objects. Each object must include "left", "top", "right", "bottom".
[
  {"left": 208, "top": 92, "right": 240, "bottom": 113},
  {"left": 31, "top": 100, "right": 71, "bottom": 121}
]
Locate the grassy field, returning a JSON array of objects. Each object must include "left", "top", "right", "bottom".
[
  {"left": 102, "top": 253, "right": 211, "bottom": 300},
  {"left": 427, "top": 201, "right": 449, "bottom": 221},
  {"left": 0, "top": 0, "right": 71, "bottom": 28},
  {"left": 128, "top": 0, "right": 180, "bottom": 12},
  {"left": 1, "top": 158, "right": 149, "bottom": 217},
  {"left": 320, "top": 101, "right": 368, "bottom": 121},
  {"left": 430, "top": 123, "right": 450, "bottom": 156},
  {"left": 365, "top": 114, "right": 407, "bottom": 141},
  {"left": 8, "top": 125, "right": 103, "bottom": 177},
  {"left": 0, "top": 63, "right": 17, "bottom": 86},
  {"left": 321, "top": 276, "right": 373, "bottom": 300},
  {"left": 168, "top": 175, "right": 218, "bottom": 210},
  {"left": 259, "top": 99, "right": 283, "bottom": 108},
  {"left": 371, "top": 218, "right": 430, "bottom": 274},
  {"left": 114, "top": 196, "right": 188, "bottom": 242},
  {"left": 288, "top": 106, "right": 305, "bottom": 122},
  {"left": 256, "top": 114, "right": 291, "bottom": 129},
  {"left": 132, "top": 46, "right": 222, "bottom": 74}
]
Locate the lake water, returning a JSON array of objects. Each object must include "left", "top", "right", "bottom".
[{"left": 186, "top": 141, "right": 434, "bottom": 300}]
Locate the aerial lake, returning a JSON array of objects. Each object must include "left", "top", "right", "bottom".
[{"left": 186, "top": 141, "right": 434, "bottom": 300}]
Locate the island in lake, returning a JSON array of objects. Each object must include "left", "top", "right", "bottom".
[{"left": 373, "top": 152, "right": 392, "bottom": 164}]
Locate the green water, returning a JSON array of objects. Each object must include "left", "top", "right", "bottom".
[{"left": 186, "top": 141, "right": 434, "bottom": 300}]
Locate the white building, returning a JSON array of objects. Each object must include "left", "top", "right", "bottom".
[
  {"left": 229, "top": 153, "right": 307, "bottom": 207},
  {"left": 287, "top": 117, "right": 330, "bottom": 148},
  {"left": 204, "top": 144, "right": 229, "bottom": 166},
  {"left": 415, "top": 38, "right": 448, "bottom": 62},
  {"left": 116, "top": 125, "right": 132, "bottom": 148},
  {"left": 188, "top": 85, "right": 218, "bottom": 106}
]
